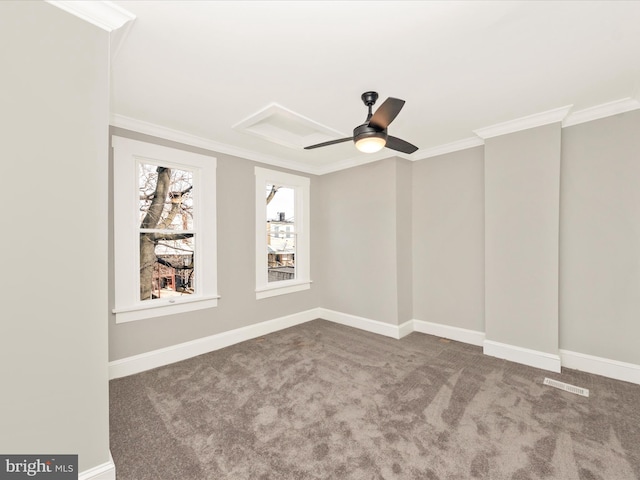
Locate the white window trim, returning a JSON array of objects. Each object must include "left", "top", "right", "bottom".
[
  {"left": 112, "top": 136, "right": 219, "bottom": 323},
  {"left": 255, "top": 167, "right": 311, "bottom": 299}
]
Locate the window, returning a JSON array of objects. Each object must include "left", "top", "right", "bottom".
[
  {"left": 113, "top": 136, "right": 218, "bottom": 323},
  {"left": 255, "top": 167, "right": 310, "bottom": 299}
]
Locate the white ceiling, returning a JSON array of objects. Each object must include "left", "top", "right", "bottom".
[{"left": 109, "top": 1, "right": 640, "bottom": 174}]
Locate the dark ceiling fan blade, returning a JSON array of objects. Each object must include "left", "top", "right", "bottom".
[
  {"left": 304, "top": 137, "right": 353, "bottom": 150},
  {"left": 386, "top": 135, "right": 418, "bottom": 154},
  {"left": 369, "top": 97, "right": 405, "bottom": 129}
]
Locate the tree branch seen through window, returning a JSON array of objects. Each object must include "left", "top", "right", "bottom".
[{"left": 139, "top": 164, "right": 195, "bottom": 301}]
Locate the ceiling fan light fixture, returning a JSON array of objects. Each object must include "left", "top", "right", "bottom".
[
  {"left": 353, "top": 123, "right": 388, "bottom": 153},
  {"left": 355, "top": 135, "right": 386, "bottom": 153}
]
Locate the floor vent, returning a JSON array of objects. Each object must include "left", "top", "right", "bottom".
[{"left": 543, "top": 377, "right": 589, "bottom": 397}]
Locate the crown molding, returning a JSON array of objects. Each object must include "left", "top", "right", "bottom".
[
  {"left": 312, "top": 150, "right": 398, "bottom": 175},
  {"left": 412, "top": 137, "right": 485, "bottom": 161},
  {"left": 473, "top": 105, "right": 573, "bottom": 140},
  {"left": 562, "top": 97, "right": 640, "bottom": 127},
  {"left": 111, "top": 96, "right": 637, "bottom": 176},
  {"left": 46, "top": 1, "right": 135, "bottom": 32},
  {"left": 110, "top": 114, "right": 320, "bottom": 175}
]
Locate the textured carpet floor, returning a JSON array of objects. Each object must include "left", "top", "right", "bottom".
[{"left": 110, "top": 319, "right": 640, "bottom": 479}]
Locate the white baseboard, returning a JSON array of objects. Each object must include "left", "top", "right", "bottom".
[
  {"left": 560, "top": 349, "right": 640, "bottom": 385},
  {"left": 109, "top": 308, "right": 320, "bottom": 379},
  {"left": 109, "top": 309, "right": 640, "bottom": 386},
  {"left": 484, "top": 339, "right": 561, "bottom": 373},
  {"left": 398, "top": 319, "right": 414, "bottom": 339},
  {"left": 317, "top": 308, "right": 408, "bottom": 339},
  {"left": 411, "top": 320, "right": 640, "bottom": 383},
  {"left": 412, "top": 319, "right": 485, "bottom": 346},
  {"left": 78, "top": 452, "right": 115, "bottom": 480},
  {"left": 110, "top": 308, "right": 413, "bottom": 378}
]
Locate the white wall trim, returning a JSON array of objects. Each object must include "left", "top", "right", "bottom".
[
  {"left": 255, "top": 281, "right": 311, "bottom": 300},
  {"left": 560, "top": 349, "right": 640, "bottom": 386},
  {"left": 311, "top": 151, "right": 397, "bottom": 175},
  {"left": 412, "top": 320, "right": 485, "bottom": 346},
  {"left": 562, "top": 97, "right": 640, "bottom": 127},
  {"left": 484, "top": 340, "right": 561, "bottom": 373},
  {"left": 110, "top": 308, "right": 416, "bottom": 379},
  {"left": 254, "top": 167, "right": 311, "bottom": 298},
  {"left": 316, "top": 308, "right": 408, "bottom": 339},
  {"left": 111, "top": 97, "right": 638, "bottom": 175},
  {"left": 398, "top": 320, "right": 415, "bottom": 339},
  {"left": 473, "top": 105, "right": 573, "bottom": 140},
  {"left": 78, "top": 452, "right": 116, "bottom": 480},
  {"left": 47, "top": 1, "right": 135, "bottom": 32},
  {"left": 110, "top": 114, "right": 320, "bottom": 174},
  {"left": 109, "top": 309, "right": 320, "bottom": 379},
  {"left": 112, "top": 135, "right": 219, "bottom": 324},
  {"left": 411, "top": 137, "right": 485, "bottom": 161},
  {"left": 109, "top": 309, "right": 640, "bottom": 386}
]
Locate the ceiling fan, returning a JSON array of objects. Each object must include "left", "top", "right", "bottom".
[{"left": 304, "top": 91, "right": 418, "bottom": 154}]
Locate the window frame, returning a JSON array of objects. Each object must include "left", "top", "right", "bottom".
[
  {"left": 112, "top": 136, "right": 218, "bottom": 323},
  {"left": 255, "top": 167, "right": 311, "bottom": 299}
]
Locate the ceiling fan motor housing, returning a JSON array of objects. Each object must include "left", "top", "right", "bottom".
[{"left": 354, "top": 123, "right": 387, "bottom": 143}]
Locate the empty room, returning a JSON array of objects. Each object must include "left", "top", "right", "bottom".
[{"left": 2, "top": 1, "right": 640, "bottom": 479}]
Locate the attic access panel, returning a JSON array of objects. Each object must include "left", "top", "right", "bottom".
[{"left": 233, "top": 103, "right": 347, "bottom": 150}]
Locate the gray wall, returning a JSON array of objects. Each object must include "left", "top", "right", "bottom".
[
  {"left": 316, "top": 159, "right": 402, "bottom": 324},
  {"left": 412, "top": 147, "right": 485, "bottom": 333},
  {"left": 112, "top": 110, "right": 640, "bottom": 369},
  {"left": 560, "top": 110, "right": 640, "bottom": 364},
  {"left": 4, "top": 1, "right": 638, "bottom": 468},
  {"left": 484, "top": 124, "right": 561, "bottom": 355},
  {"left": 109, "top": 128, "right": 320, "bottom": 361},
  {"left": 0, "top": 1, "right": 110, "bottom": 471},
  {"left": 410, "top": 111, "right": 640, "bottom": 367},
  {"left": 396, "top": 160, "right": 414, "bottom": 324}
]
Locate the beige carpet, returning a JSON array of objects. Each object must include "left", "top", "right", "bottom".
[{"left": 110, "top": 319, "right": 640, "bottom": 479}]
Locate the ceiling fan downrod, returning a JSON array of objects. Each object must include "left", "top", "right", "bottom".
[{"left": 361, "top": 91, "right": 379, "bottom": 120}]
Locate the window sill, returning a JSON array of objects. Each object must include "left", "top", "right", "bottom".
[
  {"left": 113, "top": 294, "right": 220, "bottom": 323},
  {"left": 255, "top": 280, "right": 311, "bottom": 300}
]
